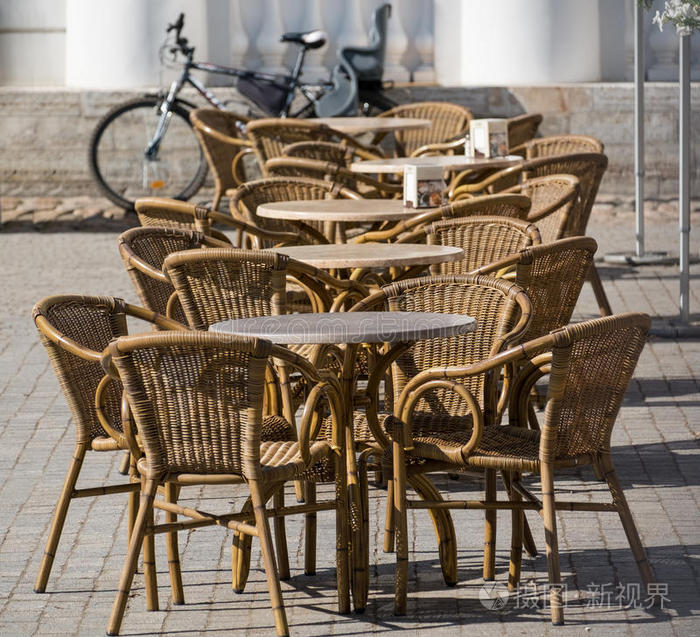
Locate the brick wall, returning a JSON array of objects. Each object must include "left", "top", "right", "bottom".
[{"left": 0, "top": 84, "right": 697, "bottom": 197}]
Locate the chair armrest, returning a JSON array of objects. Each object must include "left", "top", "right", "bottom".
[{"left": 411, "top": 137, "right": 466, "bottom": 158}]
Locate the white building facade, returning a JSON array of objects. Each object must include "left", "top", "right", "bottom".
[{"left": 0, "top": 0, "right": 698, "bottom": 88}]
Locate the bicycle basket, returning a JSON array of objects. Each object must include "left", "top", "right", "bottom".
[{"left": 236, "top": 76, "right": 289, "bottom": 116}]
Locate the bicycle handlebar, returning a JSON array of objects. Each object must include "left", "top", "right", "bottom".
[{"left": 166, "top": 13, "right": 194, "bottom": 57}]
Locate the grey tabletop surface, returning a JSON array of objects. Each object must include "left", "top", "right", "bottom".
[{"left": 210, "top": 311, "right": 477, "bottom": 344}]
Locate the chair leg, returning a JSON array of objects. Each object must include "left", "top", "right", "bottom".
[
  {"left": 232, "top": 499, "right": 253, "bottom": 593},
  {"left": 164, "top": 482, "right": 184, "bottom": 605},
  {"left": 392, "top": 434, "right": 409, "bottom": 616},
  {"left": 588, "top": 263, "right": 613, "bottom": 317},
  {"left": 540, "top": 463, "right": 564, "bottom": 625},
  {"left": 483, "top": 469, "right": 497, "bottom": 581},
  {"left": 118, "top": 450, "right": 131, "bottom": 476},
  {"left": 383, "top": 465, "right": 395, "bottom": 553},
  {"left": 599, "top": 454, "right": 655, "bottom": 587},
  {"left": 250, "top": 478, "right": 289, "bottom": 637},
  {"left": 143, "top": 492, "right": 159, "bottom": 611},
  {"left": 127, "top": 456, "right": 139, "bottom": 543},
  {"left": 107, "top": 477, "right": 159, "bottom": 636},
  {"left": 334, "top": 446, "right": 351, "bottom": 615},
  {"left": 274, "top": 487, "right": 290, "bottom": 581},
  {"left": 34, "top": 442, "right": 87, "bottom": 593},
  {"left": 304, "top": 481, "right": 317, "bottom": 576},
  {"left": 503, "top": 472, "right": 538, "bottom": 559},
  {"left": 358, "top": 451, "right": 370, "bottom": 610},
  {"left": 506, "top": 472, "right": 523, "bottom": 591}
]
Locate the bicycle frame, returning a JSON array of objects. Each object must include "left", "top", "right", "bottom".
[{"left": 145, "top": 45, "right": 330, "bottom": 158}]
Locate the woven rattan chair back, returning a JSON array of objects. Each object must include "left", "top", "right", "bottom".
[
  {"left": 229, "top": 177, "right": 360, "bottom": 243},
  {"left": 476, "top": 237, "right": 597, "bottom": 343},
  {"left": 444, "top": 192, "right": 532, "bottom": 220},
  {"left": 521, "top": 134, "right": 604, "bottom": 158},
  {"left": 118, "top": 226, "right": 215, "bottom": 325},
  {"left": 283, "top": 141, "right": 356, "bottom": 165},
  {"left": 34, "top": 295, "right": 128, "bottom": 446},
  {"left": 246, "top": 118, "right": 380, "bottom": 175},
  {"left": 163, "top": 248, "right": 289, "bottom": 331},
  {"left": 507, "top": 113, "right": 543, "bottom": 149},
  {"left": 358, "top": 274, "right": 530, "bottom": 419},
  {"left": 190, "top": 108, "right": 252, "bottom": 209},
  {"left": 106, "top": 330, "right": 271, "bottom": 478},
  {"left": 374, "top": 101, "right": 472, "bottom": 156},
  {"left": 521, "top": 152, "right": 608, "bottom": 237},
  {"left": 427, "top": 216, "right": 541, "bottom": 275},
  {"left": 135, "top": 197, "right": 232, "bottom": 244},
  {"left": 514, "top": 174, "right": 579, "bottom": 243},
  {"left": 542, "top": 312, "right": 649, "bottom": 460}
]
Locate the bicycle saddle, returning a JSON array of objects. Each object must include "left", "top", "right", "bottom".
[{"left": 280, "top": 30, "right": 327, "bottom": 50}]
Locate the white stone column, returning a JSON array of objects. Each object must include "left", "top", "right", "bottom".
[
  {"left": 413, "top": 0, "right": 436, "bottom": 82},
  {"left": 384, "top": 1, "right": 410, "bottom": 82},
  {"left": 434, "top": 0, "right": 601, "bottom": 86},
  {"left": 256, "top": 0, "right": 286, "bottom": 72},
  {"left": 65, "top": 0, "right": 158, "bottom": 88},
  {"left": 319, "top": 0, "right": 346, "bottom": 69}
]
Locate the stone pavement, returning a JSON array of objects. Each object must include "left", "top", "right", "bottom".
[{"left": 0, "top": 202, "right": 698, "bottom": 636}]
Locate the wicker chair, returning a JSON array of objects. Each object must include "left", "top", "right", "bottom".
[
  {"left": 282, "top": 140, "right": 358, "bottom": 164},
  {"left": 265, "top": 156, "right": 402, "bottom": 199},
  {"left": 101, "top": 330, "right": 350, "bottom": 636},
  {"left": 134, "top": 196, "right": 304, "bottom": 249},
  {"left": 32, "top": 295, "right": 185, "bottom": 599},
  {"left": 189, "top": 108, "right": 253, "bottom": 210},
  {"left": 389, "top": 312, "right": 654, "bottom": 624},
  {"left": 370, "top": 101, "right": 472, "bottom": 157},
  {"left": 353, "top": 193, "right": 532, "bottom": 245},
  {"left": 245, "top": 118, "right": 384, "bottom": 176},
  {"left": 507, "top": 113, "right": 543, "bottom": 149},
  {"left": 426, "top": 216, "right": 541, "bottom": 275},
  {"left": 512, "top": 133, "right": 604, "bottom": 158},
  {"left": 118, "top": 226, "right": 228, "bottom": 325},
  {"left": 348, "top": 274, "right": 532, "bottom": 587},
  {"left": 450, "top": 153, "right": 611, "bottom": 316},
  {"left": 230, "top": 177, "right": 362, "bottom": 245}
]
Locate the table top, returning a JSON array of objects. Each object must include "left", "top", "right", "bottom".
[
  {"left": 269, "top": 243, "right": 463, "bottom": 269},
  {"left": 351, "top": 154, "right": 523, "bottom": 174},
  {"left": 313, "top": 116, "right": 432, "bottom": 134},
  {"left": 211, "top": 311, "right": 477, "bottom": 345},
  {"left": 257, "top": 199, "right": 438, "bottom": 223}
]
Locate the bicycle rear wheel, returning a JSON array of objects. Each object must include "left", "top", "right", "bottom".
[{"left": 89, "top": 97, "right": 208, "bottom": 210}]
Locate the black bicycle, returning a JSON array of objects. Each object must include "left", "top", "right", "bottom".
[{"left": 89, "top": 7, "right": 395, "bottom": 210}]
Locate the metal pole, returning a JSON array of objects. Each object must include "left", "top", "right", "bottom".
[
  {"left": 679, "top": 34, "right": 690, "bottom": 323},
  {"left": 635, "top": 4, "right": 645, "bottom": 257}
]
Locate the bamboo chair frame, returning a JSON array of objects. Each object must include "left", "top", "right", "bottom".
[
  {"left": 352, "top": 193, "right": 532, "bottom": 247},
  {"left": 101, "top": 330, "right": 350, "bottom": 636},
  {"left": 134, "top": 196, "right": 305, "bottom": 248},
  {"left": 189, "top": 108, "right": 253, "bottom": 210},
  {"left": 32, "top": 295, "right": 186, "bottom": 596},
  {"left": 426, "top": 216, "right": 542, "bottom": 276},
  {"left": 389, "top": 312, "right": 654, "bottom": 625},
  {"left": 450, "top": 153, "right": 612, "bottom": 316},
  {"left": 369, "top": 101, "right": 473, "bottom": 157},
  {"left": 347, "top": 274, "right": 533, "bottom": 589},
  {"left": 265, "top": 156, "right": 403, "bottom": 199},
  {"left": 245, "top": 118, "right": 385, "bottom": 177},
  {"left": 511, "top": 133, "right": 604, "bottom": 158},
  {"left": 229, "top": 177, "right": 362, "bottom": 246}
]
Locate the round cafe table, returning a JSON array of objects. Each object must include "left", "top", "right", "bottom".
[
  {"left": 313, "top": 116, "right": 431, "bottom": 135},
  {"left": 211, "top": 311, "right": 477, "bottom": 611},
  {"left": 257, "top": 199, "right": 437, "bottom": 244},
  {"left": 351, "top": 154, "right": 523, "bottom": 174},
  {"left": 257, "top": 198, "right": 436, "bottom": 224},
  {"left": 269, "top": 243, "right": 463, "bottom": 269}
]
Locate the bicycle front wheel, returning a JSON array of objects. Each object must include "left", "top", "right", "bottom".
[{"left": 89, "top": 97, "right": 208, "bottom": 210}]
